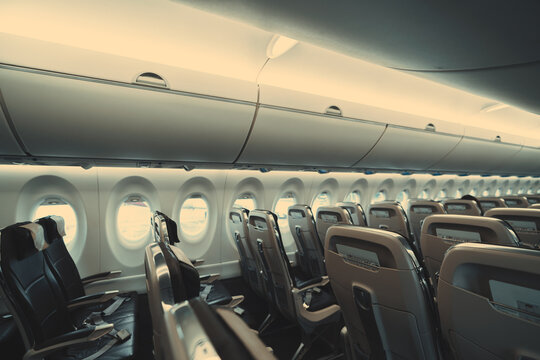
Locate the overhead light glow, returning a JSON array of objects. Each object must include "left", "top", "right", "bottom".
[{"left": 266, "top": 34, "right": 298, "bottom": 59}]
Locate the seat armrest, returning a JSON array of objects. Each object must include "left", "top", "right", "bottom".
[
  {"left": 67, "top": 291, "right": 119, "bottom": 310},
  {"left": 82, "top": 270, "right": 122, "bottom": 285},
  {"left": 24, "top": 324, "right": 113, "bottom": 360},
  {"left": 191, "top": 258, "right": 205, "bottom": 266},
  {"left": 200, "top": 273, "right": 220, "bottom": 284},
  {"left": 294, "top": 276, "right": 329, "bottom": 293}
]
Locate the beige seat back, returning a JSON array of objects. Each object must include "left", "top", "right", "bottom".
[
  {"left": 477, "top": 196, "right": 507, "bottom": 212},
  {"left": 288, "top": 204, "right": 326, "bottom": 278},
  {"left": 420, "top": 214, "right": 520, "bottom": 290},
  {"left": 325, "top": 225, "right": 439, "bottom": 359},
  {"left": 502, "top": 195, "right": 529, "bottom": 208},
  {"left": 438, "top": 243, "right": 540, "bottom": 359},
  {"left": 485, "top": 208, "right": 540, "bottom": 248},
  {"left": 249, "top": 210, "right": 296, "bottom": 321},
  {"left": 443, "top": 199, "right": 482, "bottom": 216},
  {"left": 163, "top": 298, "right": 276, "bottom": 360},
  {"left": 315, "top": 206, "right": 353, "bottom": 246},
  {"left": 408, "top": 200, "right": 446, "bottom": 253},
  {"left": 336, "top": 202, "right": 367, "bottom": 226},
  {"left": 229, "top": 208, "right": 265, "bottom": 295},
  {"left": 530, "top": 203, "right": 540, "bottom": 209}
]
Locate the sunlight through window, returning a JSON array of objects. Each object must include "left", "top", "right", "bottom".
[
  {"left": 179, "top": 196, "right": 209, "bottom": 238},
  {"left": 117, "top": 196, "right": 151, "bottom": 244},
  {"left": 312, "top": 192, "right": 331, "bottom": 216},
  {"left": 344, "top": 190, "right": 361, "bottom": 204},
  {"left": 233, "top": 193, "right": 257, "bottom": 211},
  {"left": 371, "top": 190, "right": 387, "bottom": 204}
]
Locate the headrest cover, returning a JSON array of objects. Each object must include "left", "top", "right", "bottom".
[
  {"left": 20, "top": 223, "right": 48, "bottom": 251},
  {"left": 49, "top": 215, "right": 66, "bottom": 237}
]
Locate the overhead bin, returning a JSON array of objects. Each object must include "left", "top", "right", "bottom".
[
  {"left": 355, "top": 116, "right": 464, "bottom": 171},
  {"left": 236, "top": 106, "right": 386, "bottom": 167},
  {"left": 0, "top": 107, "right": 25, "bottom": 156},
  {"left": 492, "top": 137, "right": 540, "bottom": 175},
  {"left": 0, "top": 68, "right": 256, "bottom": 162},
  {"left": 0, "top": 0, "right": 273, "bottom": 102},
  {"left": 430, "top": 127, "right": 522, "bottom": 173}
]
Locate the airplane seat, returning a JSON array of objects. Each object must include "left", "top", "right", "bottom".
[
  {"left": 438, "top": 243, "right": 540, "bottom": 359},
  {"left": 163, "top": 298, "right": 276, "bottom": 360},
  {"left": 408, "top": 200, "right": 446, "bottom": 255},
  {"left": 530, "top": 203, "right": 540, "bottom": 209},
  {"left": 315, "top": 206, "right": 353, "bottom": 245},
  {"left": 229, "top": 208, "right": 265, "bottom": 296},
  {"left": 288, "top": 205, "right": 326, "bottom": 279},
  {"left": 336, "top": 202, "right": 367, "bottom": 226},
  {"left": 484, "top": 207, "right": 540, "bottom": 248},
  {"left": 443, "top": 199, "right": 482, "bottom": 216},
  {"left": 420, "top": 214, "right": 520, "bottom": 292},
  {"left": 0, "top": 222, "right": 134, "bottom": 360},
  {"left": 525, "top": 195, "right": 540, "bottom": 205},
  {"left": 248, "top": 210, "right": 341, "bottom": 358},
  {"left": 477, "top": 196, "right": 507, "bottom": 213},
  {"left": 324, "top": 225, "right": 440, "bottom": 359},
  {"left": 367, "top": 201, "right": 421, "bottom": 259},
  {"left": 35, "top": 216, "right": 138, "bottom": 325},
  {"left": 151, "top": 212, "right": 237, "bottom": 307},
  {"left": 501, "top": 195, "right": 529, "bottom": 208}
]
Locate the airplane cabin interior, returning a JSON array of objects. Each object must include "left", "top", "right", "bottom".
[{"left": 0, "top": 1, "right": 539, "bottom": 359}]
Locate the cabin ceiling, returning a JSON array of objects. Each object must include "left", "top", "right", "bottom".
[{"left": 173, "top": 0, "right": 540, "bottom": 116}]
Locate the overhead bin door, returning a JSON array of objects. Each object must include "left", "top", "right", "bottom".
[
  {"left": 0, "top": 68, "right": 255, "bottom": 162},
  {"left": 237, "top": 107, "right": 386, "bottom": 167},
  {"left": 354, "top": 117, "right": 464, "bottom": 171},
  {"left": 492, "top": 137, "right": 540, "bottom": 175},
  {"left": 430, "top": 128, "right": 522, "bottom": 173},
  {"left": 0, "top": 105, "right": 26, "bottom": 156}
]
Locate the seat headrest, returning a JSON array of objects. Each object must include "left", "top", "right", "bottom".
[
  {"left": 49, "top": 215, "right": 66, "bottom": 237},
  {"left": 20, "top": 222, "right": 48, "bottom": 251}
]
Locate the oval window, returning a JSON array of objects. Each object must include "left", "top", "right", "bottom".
[
  {"left": 495, "top": 188, "right": 502, "bottom": 196},
  {"left": 519, "top": 187, "right": 526, "bottom": 194},
  {"left": 344, "top": 190, "right": 361, "bottom": 204},
  {"left": 456, "top": 188, "right": 464, "bottom": 198},
  {"left": 436, "top": 189, "right": 447, "bottom": 201},
  {"left": 233, "top": 193, "right": 257, "bottom": 211},
  {"left": 33, "top": 198, "right": 78, "bottom": 248},
  {"left": 470, "top": 188, "right": 477, "bottom": 196},
  {"left": 371, "top": 190, "right": 387, "bottom": 204},
  {"left": 506, "top": 188, "right": 513, "bottom": 195},
  {"left": 179, "top": 195, "right": 209, "bottom": 241},
  {"left": 116, "top": 195, "right": 152, "bottom": 248},
  {"left": 396, "top": 190, "right": 410, "bottom": 209},
  {"left": 274, "top": 193, "right": 297, "bottom": 244},
  {"left": 418, "top": 189, "right": 430, "bottom": 200},
  {"left": 482, "top": 189, "right": 490, "bottom": 196},
  {"left": 312, "top": 191, "right": 331, "bottom": 216}
]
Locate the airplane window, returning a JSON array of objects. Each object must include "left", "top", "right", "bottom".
[
  {"left": 456, "top": 188, "right": 463, "bottom": 198},
  {"left": 274, "top": 193, "right": 297, "bottom": 243},
  {"left": 344, "top": 190, "right": 361, "bottom": 204},
  {"left": 506, "top": 188, "right": 513, "bottom": 195},
  {"left": 371, "top": 190, "right": 387, "bottom": 204},
  {"left": 117, "top": 195, "right": 151, "bottom": 247},
  {"left": 396, "top": 190, "right": 409, "bottom": 209},
  {"left": 33, "top": 198, "right": 77, "bottom": 247},
  {"left": 179, "top": 195, "right": 209, "bottom": 239},
  {"left": 312, "top": 191, "right": 331, "bottom": 216},
  {"left": 537, "top": 189, "right": 540, "bottom": 194},
  {"left": 436, "top": 189, "right": 447, "bottom": 200},
  {"left": 518, "top": 187, "right": 525, "bottom": 194},
  {"left": 233, "top": 193, "right": 257, "bottom": 211},
  {"left": 527, "top": 188, "right": 534, "bottom": 195},
  {"left": 470, "top": 188, "right": 477, "bottom": 196},
  {"left": 495, "top": 188, "right": 502, "bottom": 196},
  {"left": 482, "top": 189, "right": 490, "bottom": 196},
  {"left": 418, "top": 189, "right": 429, "bottom": 200}
]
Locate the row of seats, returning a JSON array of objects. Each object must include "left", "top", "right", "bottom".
[
  {"left": 230, "top": 198, "right": 539, "bottom": 359},
  {"left": 0, "top": 216, "right": 138, "bottom": 360},
  {"left": 144, "top": 210, "right": 273, "bottom": 360}
]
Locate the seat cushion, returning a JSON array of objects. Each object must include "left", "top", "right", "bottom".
[
  {"left": 205, "top": 282, "right": 233, "bottom": 306},
  {"left": 306, "top": 284, "right": 337, "bottom": 312}
]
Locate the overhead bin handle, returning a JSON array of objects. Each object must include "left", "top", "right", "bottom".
[
  {"left": 425, "top": 123, "right": 436, "bottom": 132},
  {"left": 325, "top": 105, "right": 342, "bottom": 116},
  {"left": 494, "top": 135, "right": 502, "bottom": 142},
  {"left": 134, "top": 72, "right": 168, "bottom": 88}
]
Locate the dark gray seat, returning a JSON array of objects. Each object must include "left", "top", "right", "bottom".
[
  {"left": 0, "top": 222, "right": 134, "bottom": 360},
  {"left": 163, "top": 298, "right": 276, "bottom": 360},
  {"left": 336, "top": 202, "right": 367, "bottom": 226},
  {"left": 325, "top": 225, "right": 440, "bottom": 359},
  {"left": 438, "top": 243, "right": 540, "bottom": 359},
  {"left": 288, "top": 204, "right": 326, "bottom": 278}
]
